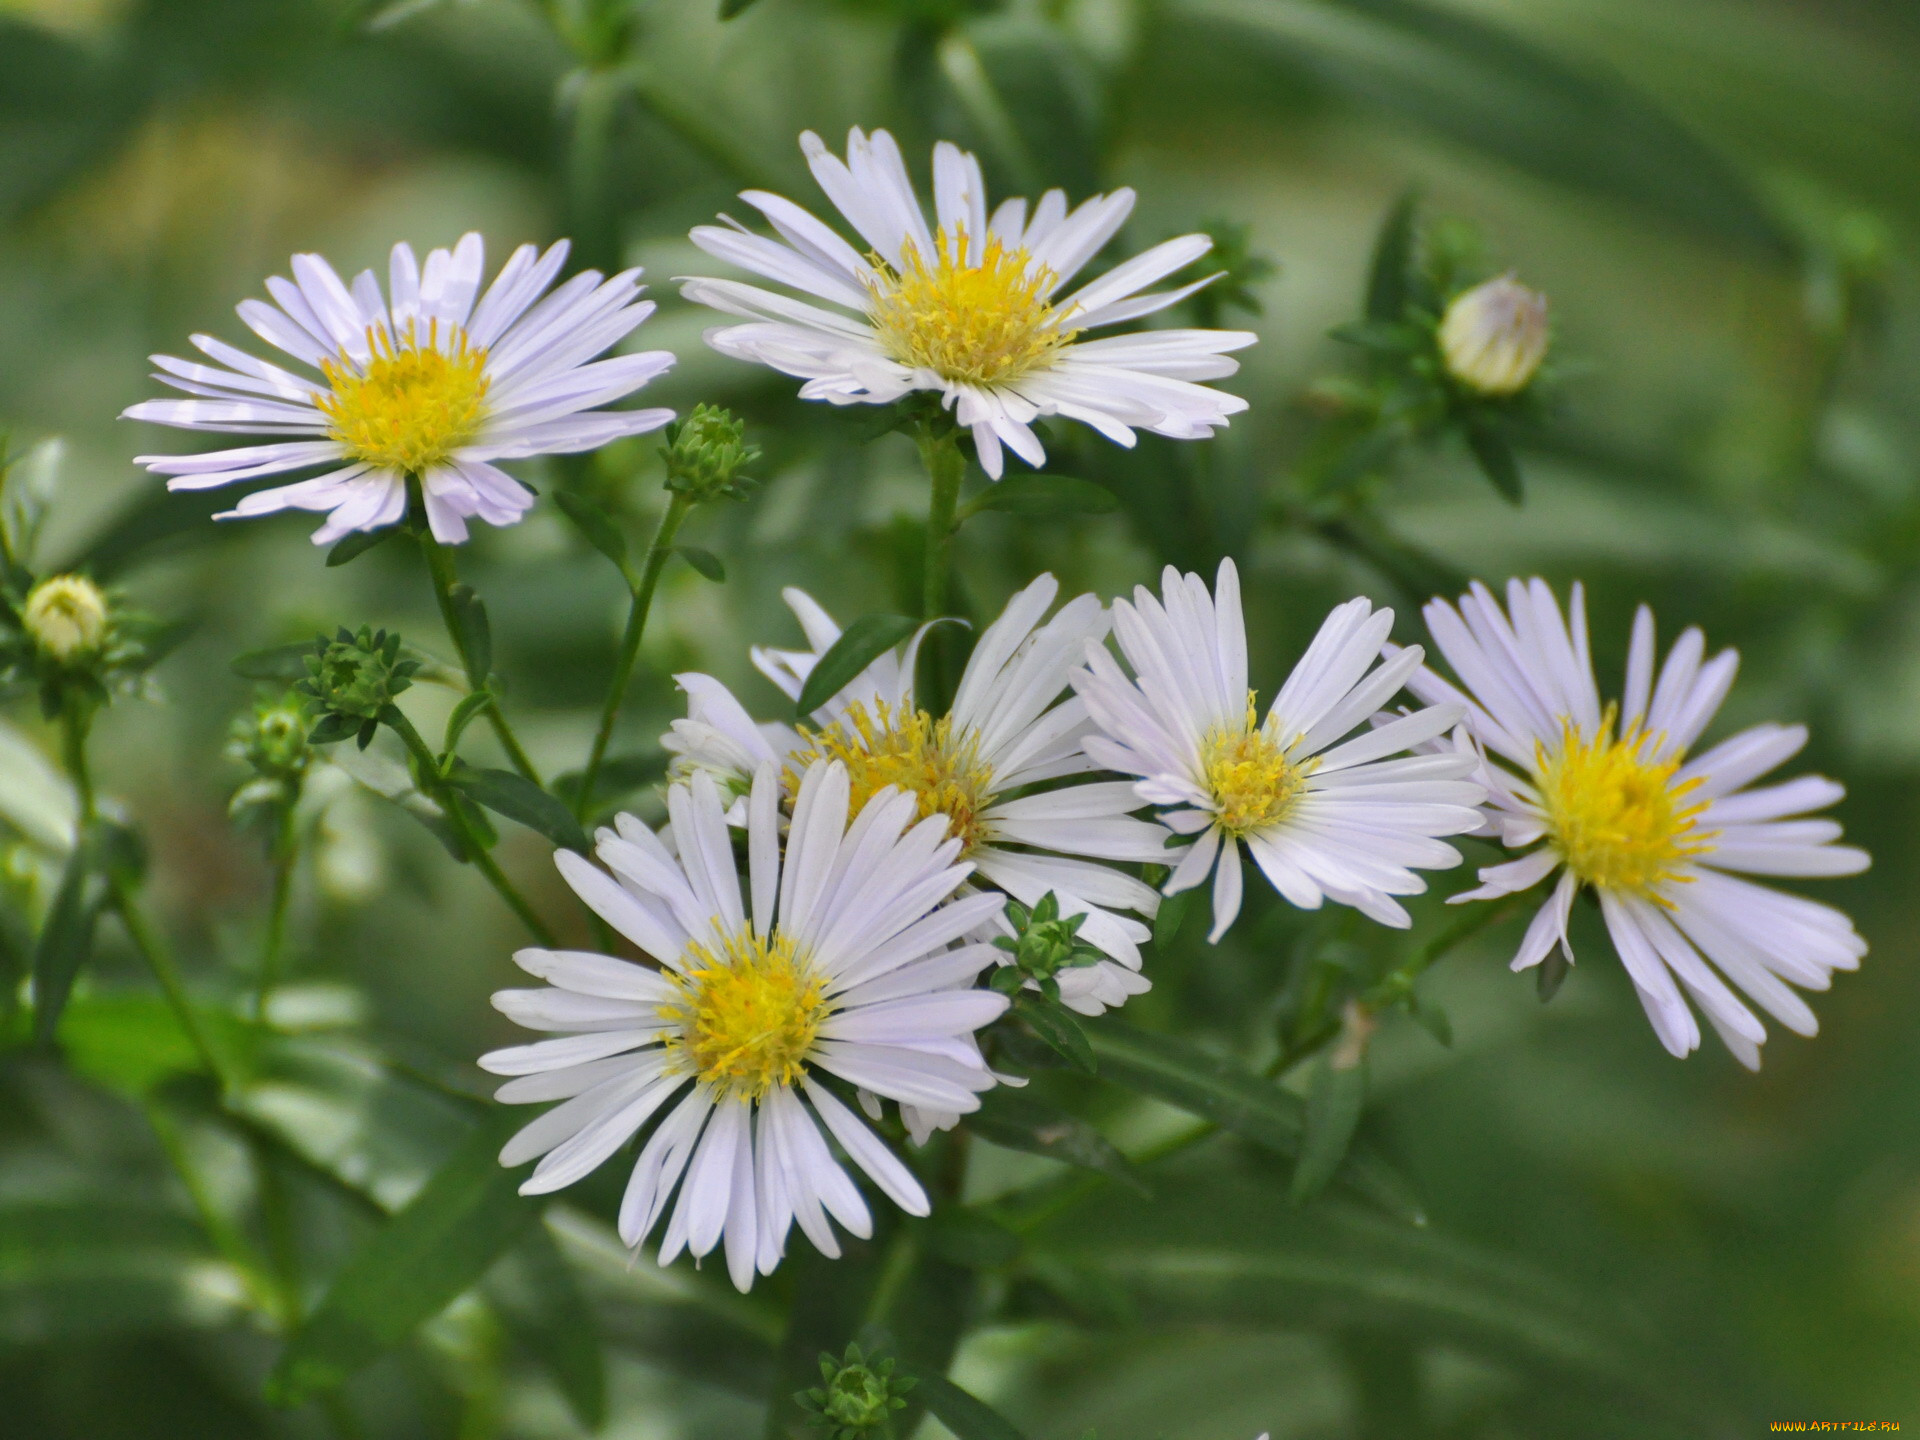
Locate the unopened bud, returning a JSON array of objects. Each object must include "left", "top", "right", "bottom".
[
  {"left": 1438, "top": 275, "right": 1549, "bottom": 397},
  {"left": 23, "top": 574, "right": 109, "bottom": 662},
  {"left": 798, "top": 1343, "right": 914, "bottom": 1440},
  {"left": 297, "top": 626, "right": 418, "bottom": 723},
  {"left": 662, "top": 404, "right": 759, "bottom": 502}
]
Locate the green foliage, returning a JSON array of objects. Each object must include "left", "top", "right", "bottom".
[
  {"left": 797, "top": 1342, "right": 917, "bottom": 1440},
  {"left": 662, "top": 403, "right": 760, "bottom": 504}
]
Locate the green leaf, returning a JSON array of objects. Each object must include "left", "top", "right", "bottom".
[
  {"left": 1409, "top": 996, "right": 1453, "bottom": 1047},
  {"left": 1537, "top": 948, "right": 1572, "bottom": 1002},
  {"left": 486, "top": 1225, "right": 606, "bottom": 1432},
  {"left": 915, "top": 1374, "right": 1030, "bottom": 1440},
  {"left": 1152, "top": 887, "right": 1195, "bottom": 951},
  {"left": 445, "top": 764, "right": 591, "bottom": 854},
  {"left": 267, "top": 1110, "right": 540, "bottom": 1404},
  {"left": 306, "top": 713, "right": 361, "bottom": 746},
  {"left": 1013, "top": 993, "right": 1096, "bottom": 1075},
  {"left": 30, "top": 838, "right": 105, "bottom": 1045},
  {"left": 925, "top": 1207, "right": 1023, "bottom": 1269},
  {"left": 967, "top": 1090, "right": 1146, "bottom": 1193},
  {"left": 1084, "top": 1019, "right": 1423, "bottom": 1224},
  {"left": 1465, "top": 418, "right": 1523, "bottom": 503},
  {"left": 448, "top": 582, "right": 492, "bottom": 684},
  {"left": 960, "top": 475, "right": 1119, "bottom": 520},
  {"left": 230, "top": 643, "right": 314, "bottom": 681},
  {"left": 1291, "top": 1055, "right": 1368, "bottom": 1205},
  {"left": 719, "top": 0, "right": 765, "bottom": 16},
  {"left": 1176, "top": 0, "right": 1794, "bottom": 258},
  {"left": 675, "top": 544, "right": 726, "bottom": 582},
  {"left": 441, "top": 690, "right": 495, "bottom": 756},
  {"left": 555, "top": 491, "right": 632, "bottom": 582},
  {"left": 325, "top": 527, "right": 398, "bottom": 567},
  {"left": 794, "top": 613, "right": 919, "bottom": 720},
  {"left": 1365, "top": 190, "right": 1419, "bottom": 322}
]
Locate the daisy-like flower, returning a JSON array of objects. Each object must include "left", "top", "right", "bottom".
[
  {"left": 124, "top": 234, "right": 674, "bottom": 545},
  {"left": 680, "top": 128, "right": 1256, "bottom": 478},
  {"left": 1072, "top": 559, "right": 1486, "bottom": 942},
  {"left": 481, "top": 762, "right": 1009, "bottom": 1292},
  {"left": 663, "top": 574, "right": 1171, "bottom": 1018},
  {"left": 1408, "top": 579, "right": 1869, "bottom": 1068}
]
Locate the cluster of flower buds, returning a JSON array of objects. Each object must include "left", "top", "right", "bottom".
[
  {"left": 295, "top": 626, "right": 419, "bottom": 749},
  {"left": 990, "top": 891, "right": 1108, "bottom": 1001},
  {"left": 796, "top": 1343, "right": 916, "bottom": 1440},
  {"left": 661, "top": 403, "right": 760, "bottom": 503}
]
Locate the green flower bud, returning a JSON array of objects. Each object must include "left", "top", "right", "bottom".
[
  {"left": 990, "top": 890, "right": 1106, "bottom": 997},
  {"left": 1437, "top": 275, "right": 1549, "bottom": 397},
  {"left": 798, "top": 1344, "right": 914, "bottom": 1440},
  {"left": 22, "top": 574, "right": 109, "bottom": 662},
  {"left": 297, "top": 626, "right": 418, "bottom": 730},
  {"left": 228, "top": 692, "right": 315, "bottom": 817},
  {"left": 662, "top": 404, "right": 760, "bottom": 502}
]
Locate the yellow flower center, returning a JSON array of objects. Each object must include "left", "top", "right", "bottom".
[
  {"left": 1202, "top": 697, "right": 1311, "bottom": 839},
  {"left": 867, "top": 231, "right": 1078, "bottom": 387},
  {"left": 791, "top": 700, "right": 997, "bottom": 854},
  {"left": 317, "top": 320, "right": 490, "bottom": 474},
  {"left": 1538, "top": 709, "right": 1710, "bottom": 895},
  {"left": 665, "top": 929, "right": 829, "bottom": 1100},
  {"left": 22, "top": 574, "right": 109, "bottom": 662}
]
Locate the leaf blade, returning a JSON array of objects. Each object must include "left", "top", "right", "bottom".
[
  {"left": 960, "top": 475, "right": 1119, "bottom": 519},
  {"left": 794, "top": 613, "right": 919, "bottom": 720},
  {"left": 445, "top": 765, "right": 591, "bottom": 855},
  {"left": 966, "top": 1090, "right": 1146, "bottom": 1194},
  {"left": 915, "top": 1374, "right": 1030, "bottom": 1440}
]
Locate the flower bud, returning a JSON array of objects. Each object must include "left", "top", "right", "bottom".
[
  {"left": 1438, "top": 275, "right": 1549, "bottom": 397},
  {"left": 297, "top": 626, "right": 418, "bottom": 724},
  {"left": 798, "top": 1344, "right": 914, "bottom": 1440},
  {"left": 662, "top": 404, "right": 759, "bottom": 502},
  {"left": 22, "top": 574, "right": 109, "bottom": 662}
]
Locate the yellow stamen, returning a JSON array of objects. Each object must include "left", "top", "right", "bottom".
[
  {"left": 665, "top": 929, "right": 828, "bottom": 1100},
  {"left": 867, "top": 231, "right": 1077, "bottom": 387},
  {"left": 1202, "top": 695, "right": 1311, "bottom": 838},
  {"left": 1537, "top": 706, "right": 1711, "bottom": 896},
  {"left": 317, "top": 319, "right": 489, "bottom": 474},
  {"left": 790, "top": 699, "right": 997, "bottom": 854}
]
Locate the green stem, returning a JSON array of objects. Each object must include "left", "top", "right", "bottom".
[
  {"left": 415, "top": 505, "right": 543, "bottom": 787},
  {"left": 565, "top": 66, "right": 623, "bottom": 274},
  {"left": 112, "top": 875, "right": 232, "bottom": 1091},
  {"left": 575, "top": 491, "right": 693, "bottom": 822},
  {"left": 916, "top": 422, "right": 966, "bottom": 622},
  {"left": 61, "top": 705, "right": 96, "bottom": 822},
  {"left": 384, "top": 708, "right": 558, "bottom": 946},
  {"left": 146, "top": 1099, "right": 292, "bottom": 1329},
  {"left": 254, "top": 805, "right": 297, "bottom": 1024}
]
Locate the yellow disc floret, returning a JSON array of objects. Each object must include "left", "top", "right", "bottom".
[
  {"left": 23, "top": 574, "right": 110, "bottom": 662},
  {"left": 791, "top": 700, "right": 997, "bottom": 854},
  {"left": 867, "top": 231, "right": 1077, "bottom": 387},
  {"left": 666, "top": 929, "right": 829, "bottom": 1100},
  {"left": 1538, "top": 708, "right": 1710, "bottom": 895},
  {"left": 317, "top": 319, "right": 490, "bottom": 474},
  {"left": 1202, "top": 695, "right": 1310, "bottom": 838}
]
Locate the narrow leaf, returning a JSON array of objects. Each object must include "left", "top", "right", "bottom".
[
  {"left": 230, "top": 643, "right": 314, "bottom": 681},
  {"left": 448, "top": 583, "right": 492, "bottom": 683},
  {"left": 486, "top": 1225, "right": 605, "bottom": 1431},
  {"left": 961, "top": 475, "right": 1118, "bottom": 519},
  {"left": 1291, "top": 1055, "right": 1368, "bottom": 1204},
  {"left": 967, "top": 1090, "right": 1146, "bottom": 1194},
  {"left": 1014, "top": 993, "right": 1096, "bottom": 1075},
  {"left": 445, "top": 765, "right": 590, "bottom": 854},
  {"left": 554, "top": 491, "right": 631, "bottom": 581},
  {"left": 1365, "top": 190, "right": 1419, "bottom": 322},
  {"left": 794, "top": 613, "right": 918, "bottom": 720},
  {"left": 915, "top": 1374, "right": 1030, "bottom": 1440},
  {"left": 1537, "top": 948, "right": 1571, "bottom": 1002},
  {"left": 267, "top": 1110, "right": 540, "bottom": 1404},
  {"left": 1465, "top": 419, "right": 1523, "bottom": 504},
  {"left": 1152, "top": 886, "right": 1195, "bottom": 951},
  {"left": 441, "top": 690, "right": 495, "bottom": 756},
  {"left": 30, "top": 840, "right": 105, "bottom": 1045},
  {"left": 675, "top": 544, "right": 726, "bottom": 582},
  {"left": 325, "top": 527, "right": 398, "bottom": 567}
]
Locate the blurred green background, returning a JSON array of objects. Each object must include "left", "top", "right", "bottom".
[{"left": 2, "top": 0, "right": 1917, "bottom": 1435}]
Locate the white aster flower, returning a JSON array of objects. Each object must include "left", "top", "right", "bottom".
[
  {"left": 124, "top": 233, "right": 675, "bottom": 545},
  {"left": 1072, "top": 559, "right": 1486, "bottom": 942},
  {"left": 1409, "top": 579, "right": 1870, "bottom": 1068},
  {"left": 663, "top": 574, "right": 1171, "bottom": 1019},
  {"left": 680, "top": 127, "right": 1256, "bottom": 478},
  {"left": 481, "top": 761, "right": 1008, "bottom": 1292}
]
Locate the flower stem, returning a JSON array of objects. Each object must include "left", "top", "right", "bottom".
[
  {"left": 915, "top": 422, "right": 966, "bottom": 622},
  {"left": 112, "top": 875, "right": 233, "bottom": 1091},
  {"left": 383, "top": 707, "right": 558, "bottom": 946},
  {"left": 575, "top": 490, "right": 693, "bottom": 822},
  {"left": 60, "top": 705, "right": 95, "bottom": 823},
  {"left": 413, "top": 499, "right": 543, "bottom": 788},
  {"left": 254, "top": 804, "right": 298, "bottom": 1024}
]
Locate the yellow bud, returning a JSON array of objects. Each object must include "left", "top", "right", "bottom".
[
  {"left": 1438, "top": 275, "right": 1549, "bottom": 397},
  {"left": 23, "top": 574, "right": 110, "bottom": 662}
]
